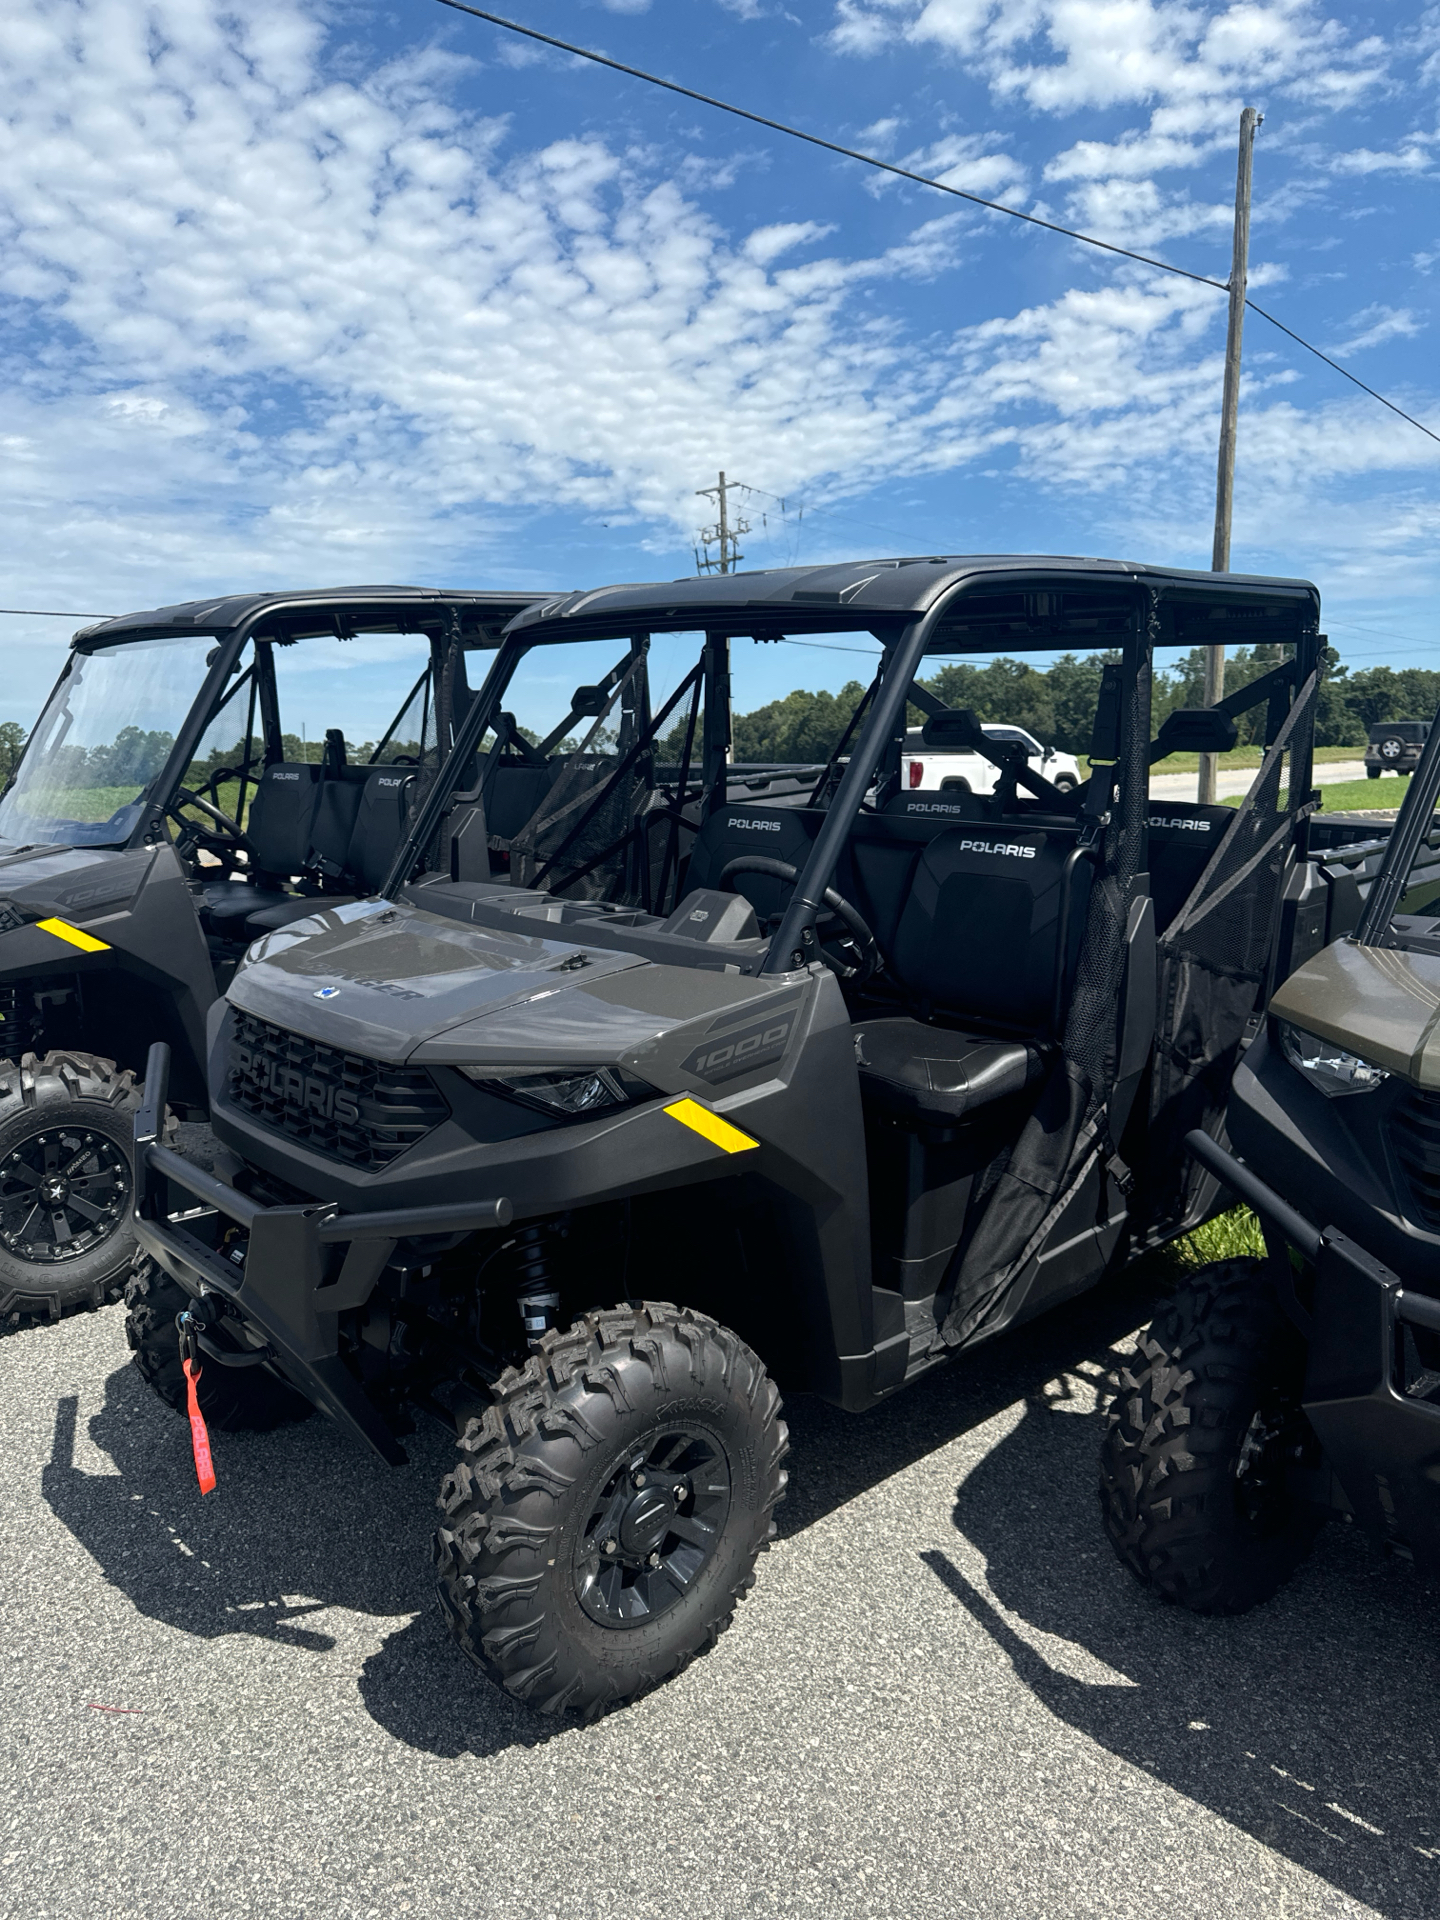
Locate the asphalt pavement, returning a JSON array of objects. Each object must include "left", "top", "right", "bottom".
[{"left": 3, "top": 1265, "right": 1437, "bottom": 1920}]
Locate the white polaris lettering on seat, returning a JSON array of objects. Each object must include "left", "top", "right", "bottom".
[
  {"left": 377, "top": 776, "right": 405, "bottom": 789},
  {"left": 957, "top": 839, "right": 1037, "bottom": 859},
  {"left": 271, "top": 771, "right": 301, "bottom": 783},
  {"left": 726, "top": 816, "right": 781, "bottom": 831},
  {"left": 1151, "top": 816, "right": 1212, "bottom": 832}
]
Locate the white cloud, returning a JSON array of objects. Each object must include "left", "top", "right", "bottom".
[
  {"left": 1329, "top": 304, "right": 1426, "bottom": 355},
  {"left": 829, "top": 0, "right": 1388, "bottom": 115},
  {"left": 0, "top": 0, "right": 1435, "bottom": 690}
]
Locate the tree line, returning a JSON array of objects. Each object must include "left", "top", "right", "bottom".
[{"left": 722, "top": 648, "right": 1436, "bottom": 763}]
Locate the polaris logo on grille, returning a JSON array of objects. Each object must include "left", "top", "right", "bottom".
[
  {"left": 958, "top": 839, "right": 1036, "bottom": 859},
  {"left": 727, "top": 816, "right": 781, "bottom": 831},
  {"left": 231, "top": 1044, "right": 361, "bottom": 1124}
]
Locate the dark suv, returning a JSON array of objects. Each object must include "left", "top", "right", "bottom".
[{"left": 1365, "top": 718, "right": 1430, "bottom": 779}]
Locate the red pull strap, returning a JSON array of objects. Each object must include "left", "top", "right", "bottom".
[{"left": 181, "top": 1357, "right": 217, "bottom": 1495}]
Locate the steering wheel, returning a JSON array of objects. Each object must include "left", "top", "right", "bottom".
[
  {"left": 165, "top": 787, "right": 250, "bottom": 867},
  {"left": 719, "top": 855, "right": 879, "bottom": 984}
]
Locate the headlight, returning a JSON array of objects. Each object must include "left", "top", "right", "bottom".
[
  {"left": 1277, "top": 1021, "right": 1389, "bottom": 1096},
  {"left": 458, "top": 1063, "right": 657, "bottom": 1118}
]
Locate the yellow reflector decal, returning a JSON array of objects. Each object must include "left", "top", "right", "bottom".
[
  {"left": 663, "top": 1098, "right": 758, "bottom": 1155},
  {"left": 36, "top": 917, "right": 111, "bottom": 954}
]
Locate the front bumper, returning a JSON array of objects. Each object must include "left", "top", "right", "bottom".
[
  {"left": 1188, "top": 1129, "right": 1440, "bottom": 1569},
  {"left": 133, "top": 1044, "right": 512, "bottom": 1464}
]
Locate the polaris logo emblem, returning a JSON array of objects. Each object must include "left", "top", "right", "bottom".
[
  {"left": 727, "top": 816, "right": 781, "bottom": 831},
  {"left": 377, "top": 776, "right": 405, "bottom": 789},
  {"left": 271, "top": 770, "right": 301, "bottom": 782},
  {"left": 314, "top": 986, "right": 341, "bottom": 999},
  {"left": 230, "top": 1044, "right": 361, "bottom": 1124},
  {"left": 1150, "top": 816, "right": 1212, "bottom": 832},
  {"left": 958, "top": 839, "right": 1036, "bottom": 859}
]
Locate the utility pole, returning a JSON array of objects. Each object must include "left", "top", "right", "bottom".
[
  {"left": 695, "top": 471, "right": 750, "bottom": 575},
  {"left": 1199, "top": 105, "right": 1261, "bottom": 805}
]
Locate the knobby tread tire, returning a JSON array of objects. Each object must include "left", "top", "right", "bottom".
[
  {"left": 0, "top": 1050, "right": 169, "bottom": 1323},
  {"left": 123, "top": 1257, "right": 313, "bottom": 1432},
  {"left": 1099, "top": 1257, "right": 1321, "bottom": 1614},
  {"left": 433, "top": 1301, "right": 788, "bottom": 1717}
]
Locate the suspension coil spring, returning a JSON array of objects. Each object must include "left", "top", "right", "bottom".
[{"left": 510, "top": 1220, "right": 564, "bottom": 1348}]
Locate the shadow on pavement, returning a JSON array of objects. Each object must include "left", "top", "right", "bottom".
[
  {"left": 40, "top": 1358, "right": 557, "bottom": 1758},
  {"left": 923, "top": 1356, "right": 1440, "bottom": 1920},
  {"left": 40, "top": 1258, "right": 1178, "bottom": 1761}
]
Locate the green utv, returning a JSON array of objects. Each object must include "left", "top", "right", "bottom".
[
  {"left": 0, "top": 586, "right": 546, "bottom": 1322},
  {"left": 1102, "top": 704, "right": 1440, "bottom": 1610},
  {"left": 127, "top": 555, "right": 1386, "bottom": 1715}
]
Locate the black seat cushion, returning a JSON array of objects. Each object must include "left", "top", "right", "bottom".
[
  {"left": 199, "top": 880, "right": 291, "bottom": 926},
  {"left": 853, "top": 1018, "right": 1045, "bottom": 1121}
]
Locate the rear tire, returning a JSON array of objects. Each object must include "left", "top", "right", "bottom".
[
  {"left": 1099, "top": 1258, "right": 1321, "bottom": 1613},
  {"left": 124, "top": 1258, "right": 313, "bottom": 1431},
  {"left": 434, "top": 1301, "right": 788, "bottom": 1716},
  {"left": 0, "top": 1051, "right": 156, "bottom": 1323},
  {"left": 1367, "top": 767, "right": 1382, "bottom": 780}
]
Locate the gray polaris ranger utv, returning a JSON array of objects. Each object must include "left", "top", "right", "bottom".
[
  {"left": 1102, "top": 706, "right": 1440, "bottom": 1609},
  {"left": 127, "top": 555, "right": 1382, "bottom": 1714},
  {"left": 0, "top": 586, "right": 543, "bottom": 1320}
]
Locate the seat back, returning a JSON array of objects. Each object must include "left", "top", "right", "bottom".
[
  {"left": 245, "top": 763, "right": 321, "bottom": 877},
  {"left": 683, "top": 804, "right": 826, "bottom": 924},
  {"left": 889, "top": 824, "right": 1091, "bottom": 1034},
  {"left": 1147, "top": 803, "right": 1233, "bottom": 933},
  {"left": 308, "top": 767, "right": 370, "bottom": 879},
  {"left": 344, "top": 767, "right": 418, "bottom": 893}
]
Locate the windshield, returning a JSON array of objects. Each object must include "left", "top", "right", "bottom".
[{"left": 0, "top": 634, "right": 223, "bottom": 850}]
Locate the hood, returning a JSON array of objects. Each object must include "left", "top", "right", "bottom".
[
  {"left": 0, "top": 845, "right": 156, "bottom": 922},
  {"left": 232, "top": 898, "right": 650, "bottom": 1063},
  {"left": 1269, "top": 938, "right": 1440, "bottom": 1088}
]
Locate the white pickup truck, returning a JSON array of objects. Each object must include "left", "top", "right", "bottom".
[{"left": 903, "top": 723, "right": 1082, "bottom": 796}]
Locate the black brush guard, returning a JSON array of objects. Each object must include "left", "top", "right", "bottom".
[
  {"left": 1188, "top": 1129, "right": 1440, "bottom": 1568},
  {"left": 132, "top": 1043, "right": 512, "bottom": 1465}
]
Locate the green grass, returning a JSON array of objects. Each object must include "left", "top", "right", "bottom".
[
  {"left": 1150, "top": 743, "right": 1362, "bottom": 776},
  {"left": 1172, "top": 1205, "right": 1266, "bottom": 1267},
  {"left": 1220, "top": 776, "right": 1401, "bottom": 813}
]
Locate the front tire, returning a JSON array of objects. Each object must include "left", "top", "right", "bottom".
[
  {"left": 1367, "top": 766, "right": 1382, "bottom": 780},
  {"left": 124, "top": 1258, "right": 313, "bottom": 1431},
  {"left": 434, "top": 1302, "right": 788, "bottom": 1716},
  {"left": 1099, "top": 1258, "right": 1321, "bottom": 1613},
  {"left": 0, "top": 1051, "right": 153, "bottom": 1322}
]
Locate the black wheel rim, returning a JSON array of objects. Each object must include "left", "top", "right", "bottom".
[
  {"left": 0, "top": 1127, "right": 130, "bottom": 1265},
  {"left": 1233, "top": 1397, "right": 1306, "bottom": 1536},
  {"left": 574, "top": 1425, "right": 732, "bottom": 1629}
]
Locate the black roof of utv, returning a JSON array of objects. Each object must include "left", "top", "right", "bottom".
[
  {"left": 72, "top": 586, "right": 559, "bottom": 650},
  {"left": 507, "top": 555, "right": 1320, "bottom": 650}
]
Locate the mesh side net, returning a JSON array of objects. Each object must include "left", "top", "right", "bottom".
[
  {"left": 504, "top": 652, "right": 650, "bottom": 902},
  {"left": 940, "top": 631, "right": 1152, "bottom": 1348},
  {"left": 1142, "top": 669, "right": 1318, "bottom": 1233}
]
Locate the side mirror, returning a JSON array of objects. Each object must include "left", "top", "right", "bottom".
[{"left": 571, "top": 685, "right": 608, "bottom": 718}]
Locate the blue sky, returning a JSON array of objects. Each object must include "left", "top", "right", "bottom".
[{"left": 0, "top": 0, "right": 1436, "bottom": 723}]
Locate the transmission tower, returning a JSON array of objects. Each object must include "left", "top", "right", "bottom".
[{"left": 694, "top": 471, "right": 751, "bottom": 575}]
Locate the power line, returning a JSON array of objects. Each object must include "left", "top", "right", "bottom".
[
  {"left": 434, "top": 1, "right": 1440, "bottom": 449},
  {"left": 0, "top": 607, "right": 111, "bottom": 618}
]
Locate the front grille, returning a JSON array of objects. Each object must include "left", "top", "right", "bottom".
[
  {"left": 227, "top": 1010, "right": 449, "bottom": 1171},
  {"left": 1391, "top": 1089, "right": 1440, "bottom": 1230}
]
